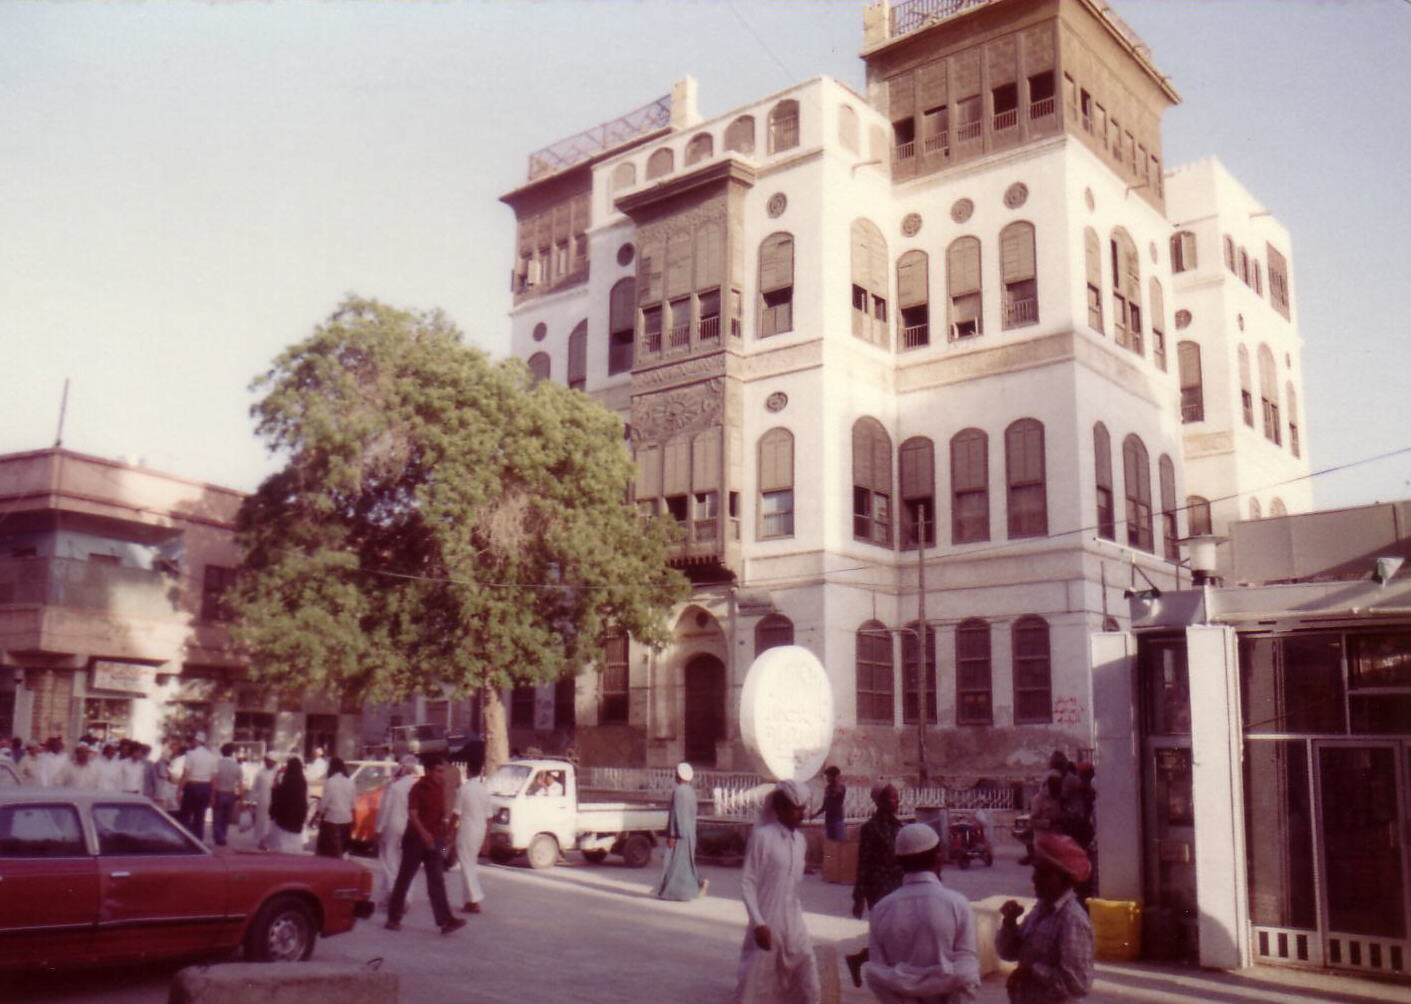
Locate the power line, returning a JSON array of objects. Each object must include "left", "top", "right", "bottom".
[{"left": 729, "top": 3, "right": 797, "bottom": 86}]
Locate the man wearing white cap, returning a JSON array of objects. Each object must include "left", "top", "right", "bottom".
[
  {"left": 177, "top": 731, "right": 218, "bottom": 841},
  {"left": 861, "top": 822, "right": 980, "bottom": 1004},
  {"left": 732, "top": 779, "right": 820, "bottom": 1003},
  {"left": 655, "top": 762, "right": 707, "bottom": 901},
  {"left": 375, "top": 755, "right": 420, "bottom": 910}
]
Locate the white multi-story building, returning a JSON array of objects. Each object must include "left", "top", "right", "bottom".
[{"left": 499, "top": 0, "right": 1305, "bottom": 779}]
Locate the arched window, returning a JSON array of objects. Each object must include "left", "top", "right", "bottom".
[
  {"left": 946, "top": 236, "right": 982, "bottom": 340},
  {"left": 599, "top": 632, "right": 629, "bottom": 723},
  {"left": 755, "top": 613, "right": 794, "bottom": 657},
  {"left": 1000, "top": 222, "right": 1038, "bottom": 329},
  {"left": 856, "top": 621, "right": 894, "bottom": 724},
  {"left": 608, "top": 278, "right": 636, "bottom": 375},
  {"left": 1223, "top": 235, "right": 1236, "bottom": 273},
  {"left": 1268, "top": 245, "right": 1290, "bottom": 318},
  {"left": 1109, "top": 227, "right": 1143, "bottom": 354},
  {"left": 1005, "top": 418, "right": 1047, "bottom": 538},
  {"left": 1084, "top": 227, "right": 1103, "bottom": 331},
  {"left": 1238, "top": 247, "right": 1250, "bottom": 285},
  {"left": 1258, "top": 344, "right": 1281, "bottom": 444},
  {"left": 1123, "top": 434, "right": 1153, "bottom": 552},
  {"left": 1149, "top": 278, "right": 1166, "bottom": 370},
  {"left": 724, "top": 116, "right": 755, "bottom": 154},
  {"left": 609, "top": 161, "right": 636, "bottom": 197},
  {"left": 1238, "top": 345, "right": 1254, "bottom": 426},
  {"left": 758, "top": 427, "right": 795, "bottom": 539},
  {"left": 838, "top": 104, "right": 859, "bottom": 153},
  {"left": 1187, "top": 496, "right": 1212, "bottom": 536},
  {"left": 646, "top": 147, "right": 674, "bottom": 180},
  {"left": 1159, "top": 454, "right": 1178, "bottom": 561},
  {"left": 685, "top": 133, "right": 713, "bottom": 167},
  {"left": 951, "top": 428, "right": 989, "bottom": 543},
  {"left": 1094, "top": 422, "right": 1115, "bottom": 540},
  {"left": 758, "top": 232, "right": 795, "bottom": 338},
  {"left": 898, "top": 436, "right": 935, "bottom": 548},
  {"left": 1249, "top": 497, "right": 1262, "bottom": 520},
  {"left": 1270, "top": 498, "right": 1287, "bottom": 517},
  {"left": 1177, "top": 341, "right": 1203, "bottom": 424},
  {"left": 567, "top": 320, "right": 587, "bottom": 390},
  {"left": 768, "top": 99, "right": 800, "bottom": 154},
  {"left": 1171, "top": 230, "right": 1197, "bottom": 273},
  {"left": 955, "top": 618, "right": 992, "bottom": 725},
  {"left": 1286, "top": 383, "right": 1301, "bottom": 457},
  {"left": 897, "top": 250, "right": 930, "bottom": 349},
  {"left": 901, "top": 621, "right": 936, "bottom": 724},
  {"left": 527, "top": 352, "right": 550, "bottom": 384},
  {"left": 851, "top": 218, "right": 889, "bottom": 347},
  {"left": 1012, "top": 616, "right": 1052, "bottom": 723},
  {"left": 852, "top": 417, "right": 893, "bottom": 546},
  {"left": 1253, "top": 260, "right": 1263, "bottom": 296}
]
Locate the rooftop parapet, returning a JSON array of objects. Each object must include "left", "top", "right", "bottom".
[{"left": 526, "top": 94, "right": 672, "bottom": 183}]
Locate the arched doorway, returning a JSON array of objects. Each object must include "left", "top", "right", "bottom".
[{"left": 683, "top": 654, "right": 726, "bottom": 767}]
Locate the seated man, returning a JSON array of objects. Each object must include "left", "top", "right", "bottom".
[
  {"left": 531, "top": 770, "right": 565, "bottom": 797},
  {"left": 862, "top": 822, "right": 980, "bottom": 1004}
]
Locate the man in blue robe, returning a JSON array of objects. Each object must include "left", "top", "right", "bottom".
[{"left": 655, "top": 762, "right": 707, "bottom": 900}]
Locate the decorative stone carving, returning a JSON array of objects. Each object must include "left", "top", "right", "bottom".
[
  {"left": 950, "top": 198, "right": 973, "bottom": 223},
  {"left": 630, "top": 378, "right": 725, "bottom": 442},
  {"left": 740, "top": 645, "right": 834, "bottom": 782},
  {"left": 765, "top": 391, "right": 788, "bottom": 412},
  {"left": 633, "top": 353, "right": 726, "bottom": 389},
  {"left": 1175, "top": 309, "right": 1192, "bottom": 329},
  {"left": 1084, "top": 188, "right": 1095, "bottom": 212},
  {"left": 900, "top": 212, "right": 922, "bottom": 237},
  {"left": 617, "top": 243, "right": 635, "bottom": 266},
  {"left": 1003, "top": 182, "right": 1028, "bottom": 209},
  {"left": 766, "top": 192, "right": 788, "bottom": 218}
]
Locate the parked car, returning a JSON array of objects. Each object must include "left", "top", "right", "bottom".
[
  {"left": 486, "top": 758, "right": 668, "bottom": 870},
  {"left": 0, "top": 789, "right": 373, "bottom": 971},
  {"left": 345, "top": 760, "right": 417, "bottom": 853},
  {"left": 0, "top": 761, "right": 20, "bottom": 787}
]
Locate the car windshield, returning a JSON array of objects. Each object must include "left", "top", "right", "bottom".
[{"left": 487, "top": 764, "right": 532, "bottom": 798}]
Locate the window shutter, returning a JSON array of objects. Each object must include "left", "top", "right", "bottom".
[
  {"left": 636, "top": 444, "right": 662, "bottom": 498},
  {"left": 567, "top": 321, "right": 587, "bottom": 384},
  {"left": 759, "top": 234, "right": 794, "bottom": 293},
  {"left": 695, "top": 223, "right": 722, "bottom": 290},
  {"left": 691, "top": 429, "right": 721, "bottom": 490},
  {"left": 888, "top": 72, "right": 915, "bottom": 120},
  {"left": 952, "top": 429, "right": 987, "bottom": 491},
  {"left": 1006, "top": 420, "right": 1044, "bottom": 483},
  {"left": 986, "top": 36, "right": 1017, "bottom": 85},
  {"left": 1238, "top": 345, "right": 1252, "bottom": 392},
  {"left": 663, "top": 440, "right": 690, "bottom": 496},
  {"left": 899, "top": 438, "right": 934, "bottom": 500},
  {"left": 871, "top": 425, "right": 892, "bottom": 494},
  {"left": 948, "top": 238, "right": 981, "bottom": 296},
  {"left": 852, "top": 421, "right": 874, "bottom": 489},
  {"left": 1148, "top": 278, "right": 1165, "bottom": 331},
  {"left": 1159, "top": 455, "right": 1177, "bottom": 511},
  {"left": 610, "top": 279, "right": 636, "bottom": 333},
  {"left": 917, "top": 59, "right": 947, "bottom": 108},
  {"left": 638, "top": 244, "right": 663, "bottom": 303},
  {"left": 665, "top": 231, "right": 692, "bottom": 298},
  {"left": 759, "top": 429, "right": 794, "bottom": 493},
  {"left": 1094, "top": 423, "right": 1112, "bottom": 489},
  {"left": 1000, "top": 224, "right": 1035, "bottom": 283},
  {"left": 897, "top": 251, "right": 928, "bottom": 309},
  {"left": 852, "top": 219, "right": 887, "bottom": 294},
  {"left": 1084, "top": 228, "right": 1101, "bottom": 287}
]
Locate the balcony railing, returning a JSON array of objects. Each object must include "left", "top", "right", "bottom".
[
  {"left": 923, "top": 134, "right": 949, "bottom": 157},
  {"left": 1003, "top": 297, "right": 1038, "bottom": 328},
  {"left": 1029, "top": 97, "right": 1055, "bottom": 120},
  {"left": 993, "top": 108, "right": 1018, "bottom": 132},
  {"left": 1180, "top": 389, "right": 1204, "bottom": 424},
  {"left": 956, "top": 120, "right": 981, "bottom": 142},
  {"left": 698, "top": 315, "right": 720, "bottom": 341},
  {"left": 668, "top": 324, "right": 691, "bottom": 349},
  {"left": 902, "top": 323, "right": 930, "bottom": 349},
  {"left": 889, "top": 0, "right": 995, "bottom": 37},
  {"left": 645, "top": 330, "right": 662, "bottom": 353},
  {"left": 770, "top": 121, "right": 799, "bottom": 153},
  {"left": 527, "top": 94, "right": 670, "bottom": 182},
  {"left": 893, "top": 140, "right": 916, "bottom": 162}
]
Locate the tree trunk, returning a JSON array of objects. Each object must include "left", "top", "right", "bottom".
[{"left": 483, "top": 686, "right": 510, "bottom": 775}]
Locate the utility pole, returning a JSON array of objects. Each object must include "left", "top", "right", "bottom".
[
  {"left": 54, "top": 378, "right": 70, "bottom": 447},
  {"left": 915, "top": 504, "right": 929, "bottom": 786}
]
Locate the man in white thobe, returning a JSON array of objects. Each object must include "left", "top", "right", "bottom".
[
  {"left": 863, "top": 822, "right": 980, "bottom": 1004},
  {"left": 306, "top": 747, "right": 329, "bottom": 784},
  {"left": 121, "top": 745, "right": 146, "bottom": 795},
  {"left": 97, "top": 744, "right": 125, "bottom": 792},
  {"left": 452, "top": 754, "right": 493, "bottom": 913},
  {"left": 251, "top": 755, "right": 277, "bottom": 850},
  {"left": 375, "top": 756, "right": 419, "bottom": 910},
  {"left": 56, "top": 745, "right": 104, "bottom": 790},
  {"left": 36, "top": 739, "right": 67, "bottom": 787},
  {"left": 733, "top": 779, "right": 820, "bottom": 1004}
]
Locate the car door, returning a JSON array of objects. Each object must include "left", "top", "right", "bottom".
[
  {"left": 0, "top": 801, "right": 98, "bottom": 969},
  {"left": 90, "top": 801, "right": 232, "bottom": 962}
]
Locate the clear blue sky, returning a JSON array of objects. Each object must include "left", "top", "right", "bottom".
[{"left": 2, "top": 1, "right": 1408, "bottom": 510}]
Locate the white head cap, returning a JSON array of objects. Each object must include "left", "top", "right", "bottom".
[
  {"left": 676, "top": 762, "right": 694, "bottom": 782},
  {"left": 194, "top": 731, "right": 207, "bottom": 744},
  {"left": 894, "top": 821, "right": 941, "bottom": 857},
  {"left": 398, "top": 754, "right": 419, "bottom": 772},
  {"left": 775, "top": 778, "right": 808, "bottom": 809}
]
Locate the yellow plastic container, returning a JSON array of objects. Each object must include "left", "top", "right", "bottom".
[{"left": 1089, "top": 899, "right": 1142, "bottom": 961}]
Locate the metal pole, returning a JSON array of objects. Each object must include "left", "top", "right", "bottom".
[
  {"left": 916, "top": 505, "right": 928, "bottom": 786},
  {"left": 54, "top": 378, "right": 70, "bottom": 447}
]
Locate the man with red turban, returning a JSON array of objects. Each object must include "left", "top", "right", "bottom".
[{"left": 996, "top": 833, "right": 1094, "bottom": 1002}]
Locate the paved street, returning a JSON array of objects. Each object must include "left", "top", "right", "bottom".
[{"left": 11, "top": 831, "right": 1405, "bottom": 1004}]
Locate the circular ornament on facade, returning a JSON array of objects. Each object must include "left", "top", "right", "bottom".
[
  {"left": 532, "top": 322, "right": 547, "bottom": 342},
  {"left": 901, "top": 212, "right": 923, "bottom": 237},
  {"left": 765, "top": 391, "right": 789, "bottom": 413},
  {"left": 740, "top": 645, "right": 835, "bottom": 783},
  {"left": 1174, "top": 309, "right": 1192, "bottom": 329},
  {"left": 1149, "top": 241, "right": 1159, "bottom": 263},
  {"left": 950, "top": 198, "right": 974, "bottom": 223},
  {"left": 617, "top": 243, "right": 635, "bottom": 267},
  {"left": 1003, "top": 182, "right": 1029, "bottom": 209},
  {"left": 767, "top": 192, "right": 788, "bottom": 218},
  {"left": 1084, "top": 188, "right": 1096, "bottom": 212}
]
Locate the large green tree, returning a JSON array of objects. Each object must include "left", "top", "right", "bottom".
[{"left": 230, "top": 296, "right": 688, "bottom": 770}]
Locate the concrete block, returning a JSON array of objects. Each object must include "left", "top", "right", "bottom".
[{"left": 168, "top": 962, "right": 397, "bottom": 1004}]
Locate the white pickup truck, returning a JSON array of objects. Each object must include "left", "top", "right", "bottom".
[{"left": 485, "top": 758, "right": 668, "bottom": 870}]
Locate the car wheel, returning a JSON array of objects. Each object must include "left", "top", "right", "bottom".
[
  {"left": 527, "top": 833, "right": 559, "bottom": 870},
  {"left": 582, "top": 849, "right": 608, "bottom": 864},
  {"left": 246, "top": 894, "right": 317, "bottom": 963},
  {"left": 621, "top": 834, "right": 652, "bottom": 869}
]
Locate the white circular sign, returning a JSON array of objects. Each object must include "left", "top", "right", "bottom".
[{"left": 739, "top": 645, "right": 834, "bottom": 782}]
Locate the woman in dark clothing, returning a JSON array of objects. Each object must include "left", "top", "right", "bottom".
[{"left": 269, "top": 756, "right": 308, "bottom": 854}]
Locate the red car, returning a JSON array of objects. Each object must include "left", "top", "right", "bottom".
[{"left": 0, "top": 788, "right": 373, "bottom": 971}]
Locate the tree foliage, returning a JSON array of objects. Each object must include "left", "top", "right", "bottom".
[{"left": 231, "top": 296, "right": 689, "bottom": 737}]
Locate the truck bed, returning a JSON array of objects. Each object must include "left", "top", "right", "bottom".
[{"left": 575, "top": 802, "right": 668, "bottom": 834}]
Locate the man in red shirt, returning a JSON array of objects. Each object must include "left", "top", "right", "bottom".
[{"left": 386, "top": 755, "right": 465, "bottom": 934}]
